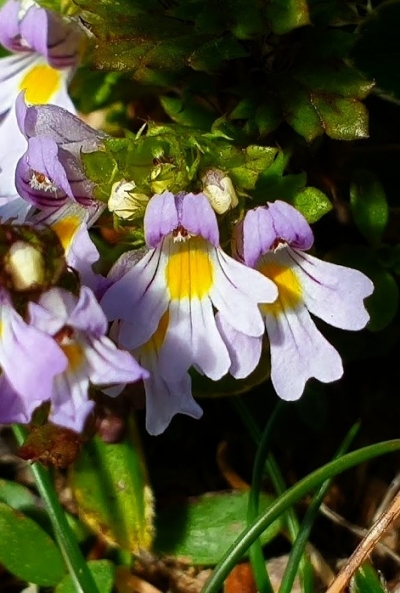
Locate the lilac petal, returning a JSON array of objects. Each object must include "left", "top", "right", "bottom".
[
  {"left": 290, "top": 249, "right": 374, "bottom": 330},
  {"left": 0, "top": 100, "right": 29, "bottom": 197},
  {"left": 181, "top": 193, "right": 219, "bottom": 246},
  {"left": 83, "top": 335, "right": 148, "bottom": 385},
  {"left": 45, "top": 11, "right": 83, "bottom": 69},
  {"left": 101, "top": 246, "right": 169, "bottom": 349},
  {"left": 58, "top": 145, "right": 94, "bottom": 205},
  {"left": 215, "top": 313, "right": 262, "bottom": 379},
  {"left": 49, "top": 370, "right": 94, "bottom": 433},
  {"left": 17, "top": 94, "right": 106, "bottom": 154},
  {"left": 210, "top": 247, "right": 277, "bottom": 336},
  {"left": 67, "top": 287, "right": 108, "bottom": 336},
  {"left": 139, "top": 348, "right": 202, "bottom": 435},
  {"left": 266, "top": 304, "right": 343, "bottom": 401},
  {"left": 144, "top": 191, "right": 178, "bottom": 247},
  {"left": 28, "top": 299, "right": 66, "bottom": 335},
  {"left": 242, "top": 207, "right": 276, "bottom": 268},
  {"left": 0, "top": 194, "right": 31, "bottom": 222},
  {"left": 19, "top": 4, "right": 48, "bottom": 58},
  {"left": 0, "top": 293, "right": 67, "bottom": 401},
  {"left": 159, "top": 296, "right": 230, "bottom": 382},
  {"left": 0, "top": 0, "right": 22, "bottom": 52},
  {"left": 0, "top": 376, "right": 43, "bottom": 424},
  {"left": 267, "top": 201, "right": 314, "bottom": 251}
]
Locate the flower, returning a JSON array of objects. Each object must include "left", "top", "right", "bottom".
[
  {"left": 25, "top": 286, "right": 146, "bottom": 432},
  {"left": 0, "top": 286, "right": 67, "bottom": 423},
  {"left": 0, "top": 0, "right": 84, "bottom": 219},
  {"left": 224, "top": 200, "right": 374, "bottom": 401},
  {"left": 29, "top": 201, "right": 106, "bottom": 291},
  {"left": 201, "top": 168, "right": 239, "bottom": 214},
  {"left": 101, "top": 191, "right": 278, "bottom": 435},
  {"left": 15, "top": 95, "right": 106, "bottom": 209}
]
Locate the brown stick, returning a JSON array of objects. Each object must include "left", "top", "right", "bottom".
[{"left": 326, "top": 489, "right": 400, "bottom": 593}]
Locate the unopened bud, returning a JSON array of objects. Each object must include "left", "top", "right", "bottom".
[
  {"left": 108, "top": 180, "right": 149, "bottom": 220},
  {"left": 201, "top": 169, "right": 239, "bottom": 214},
  {"left": 5, "top": 241, "right": 46, "bottom": 291}
]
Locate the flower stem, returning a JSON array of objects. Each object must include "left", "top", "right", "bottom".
[{"left": 12, "top": 424, "right": 100, "bottom": 593}]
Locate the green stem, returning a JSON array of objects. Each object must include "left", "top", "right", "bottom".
[
  {"left": 12, "top": 425, "right": 100, "bottom": 593},
  {"left": 202, "top": 438, "right": 400, "bottom": 593},
  {"left": 278, "top": 421, "right": 361, "bottom": 593},
  {"left": 247, "top": 403, "right": 283, "bottom": 593}
]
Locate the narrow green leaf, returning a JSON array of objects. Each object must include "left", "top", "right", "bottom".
[
  {"left": 56, "top": 560, "right": 115, "bottom": 593},
  {"left": 350, "top": 170, "right": 388, "bottom": 246},
  {"left": 352, "top": 561, "right": 387, "bottom": 593},
  {"left": 154, "top": 490, "right": 283, "bottom": 565},
  {"left": 70, "top": 421, "right": 154, "bottom": 553},
  {"left": 0, "top": 502, "right": 65, "bottom": 586},
  {"left": 0, "top": 479, "right": 36, "bottom": 511}
]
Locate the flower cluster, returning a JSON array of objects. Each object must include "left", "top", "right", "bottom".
[{"left": 0, "top": 0, "right": 375, "bottom": 436}]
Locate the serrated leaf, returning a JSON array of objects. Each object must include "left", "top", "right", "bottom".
[
  {"left": 56, "top": 560, "right": 115, "bottom": 593},
  {"left": 229, "top": 145, "right": 278, "bottom": 190},
  {"left": 154, "top": 490, "right": 283, "bottom": 565},
  {"left": 70, "top": 422, "right": 154, "bottom": 553},
  {"left": 291, "top": 187, "right": 332, "bottom": 223},
  {"left": 350, "top": 170, "right": 388, "bottom": 245},
  {"left": 0, "top": 502, "right": 65, "bottom": 586}
]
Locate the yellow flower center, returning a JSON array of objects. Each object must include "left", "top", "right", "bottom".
[
  {"left": 61, "top": 342, "right": 84, "bottom": 371},
  {"left": 165, "top": 235, "right": 214, "bottom": 300},
  {"left": 142, "top": 311, "right": 169, "bottom": 354},
  {"left": 259, "top": 260, "right": 303, "bottom": 316},
  {"left": 52, "top": 216, "right": 81, "bottom": 254},
  {"left": 19, "top": 64, "right": 61, "bottom": 104}
]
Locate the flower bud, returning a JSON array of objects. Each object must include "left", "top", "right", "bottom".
[
  {"left": 201, "top": 169, "right": 239, "bottom": 214},
  {"left": 108, "top": 180, "right": 149, "bottom": 220},
  {"left": 5, "top": 240, "right": 46, "bottom": 291}
]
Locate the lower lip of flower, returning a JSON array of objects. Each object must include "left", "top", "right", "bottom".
[
  {"left": 258, "top": 260, "right": 303, "bottom": 315},
  {"left": 165, "top": 236, "right": 214, "bottom": 300}
]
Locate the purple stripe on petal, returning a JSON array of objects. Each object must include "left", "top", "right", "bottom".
[
  {"left": 266, "top": 304, "right": 343, "bottom": 401},
  {"left": 290, "top": 249, "right": 374, "bottom": 330}
]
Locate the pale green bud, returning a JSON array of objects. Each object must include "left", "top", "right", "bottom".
[
  {"left": 201, "top": 169, "right": 239, "bottom": 214},
  {"left": 108, "top": 180, "right": 149, "bottom": 220}
]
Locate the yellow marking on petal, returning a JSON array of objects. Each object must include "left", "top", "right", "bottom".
[
  {"left": 19, "top": 64, "right": 61, "bottom": 104},
  {"left": 52, "top": 216, "right": 80, "bottom": 253},
  {"left": 165, "top": 236, "right": 214, "bottom": 300},
  {"left": 61, "top": 342, "right": 84, "bottom": 371},
  {"left": 259, "top": 261, "right": 303, "bottom": 316},
  {"left": 142, "top": 311, "right": 169, "bottom": 354}
]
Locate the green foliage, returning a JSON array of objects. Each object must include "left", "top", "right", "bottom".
[
  {"left": 352, "top": 0, "right": 400, "bottom": 100},
  {"left": 350, "top": 170, "right": 388, "bottom": 246},
  {"left": 70, "top": 423, "right": 154, "bottom": 553},
  {"left": 352, "top": 562, "right": 388, "bottom": 593},
  {"left": 56, "top": 560, "right": 116, "bottom": 593},
  {"left": 0, "top": 502, "right": 66, "bottom": 586},
  {"left": 154, "top": 491, "right": 283, "bottom": 565}
]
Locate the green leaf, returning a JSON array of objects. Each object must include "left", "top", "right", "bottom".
[
  {"left": 352, "top": 0, "right": 400, "bottom": 100},
  {"left": 268, "top": 0, "right": 310, "bottom": 34},
  {"left": 0, "top": 502, "right": 65, "bottom": 586},
  {"left": 160, "top": 96, "right": 215, "bottom": 129},
  {"left": 56, "top": 560, "right": 115, "bottom": 593},
  {"left": 350, "top": 170, "right": 388, "bottom": 245},
  {"left": 0, "top": 479, "right": 36, "bottom": 511},
  {"left": 70, "top": 421, "right": 154, "bottom": 553},
  {"left": 154, "top": 491, "right": 283, "bottom": 565},
  {"left": 352, "top": 561, "right": 387, "bottom": 593},
  {"left": 291, "top": 187, "right": 332, "bottom": 223},
  {"left": 229, "top": 145, "right": 278, "bottom": 190}
]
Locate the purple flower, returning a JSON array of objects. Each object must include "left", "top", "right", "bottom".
[
  {"left": 29, "top": 201, "right": 106, "bottom": 291},
  {"left": 224, "top": 200, "right": 374, "bottom": 401},
  {"left": 0, "top": 286, "right": 67, "bottom": 423},
  {"left": 15, "top": 95, "right": 106, "bottom": 209},
  {"left": 0, "top": 0, "right": 84, "bottom": 219},
  {"left": 25, "top": 286, "right": 148, "bottom": 432},
  {"left": 101, "top": 191, "right": 278, "bottom": 435}
]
